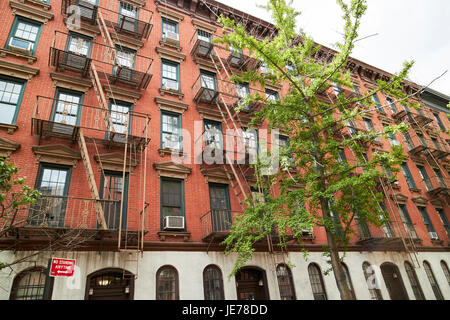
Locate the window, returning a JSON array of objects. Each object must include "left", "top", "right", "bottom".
[
  {"left": 436, "top": 208, "right": 449, "bottom": 237},
  {"left": 440, "top": 261, "right": 450, "bottom": 286},
  {"left": 416, "top": 133, "right": 427, "bottom": 147},
  {"left": 398, "top": 204, "right": 418, "bottom": 239},
  {"left": 423, "top": 261, "right": 444, "bottom": 300},
  {"left": 0, "top": 76, "right": 26, "bottom": 125},
  {"left": 119, "top": 1, "right": 138, "bottom": 33},
  {"left": 108, "top": 100, "right": 132, "bottom": 143},
  {"left": 337, "top": 148, "right": 347, "bottom": 163},
  {"left": 100, "top": 171, "right": 128, "bottom": 230},
  {"left": 363, "top": 118, "right": 380, "bottom": 141},
  {"left": 417, "top": 206, "right": 437, "bottom": 239},
  {"left": 156, "top": 266, "right": 179, "bottom": 300},
  {"left": 401, "top": 163, "right": 417, "bottom": 189},
  {"left": 265, "top": 89, "right": 279, "bottom": 102},
  {"left": 308, "top": 263, "right": 327, "bottom": 300},
  {"left": 329, "top": 200, "right": 344, "bottom": 239},
  {"left": 383, "top": 124, "right": 400, "bottom": 146},
  {"left": 433, "top": 168, "right": 447, "bottom": 188},
  {"left": 162, "top": 18, "right": 179, "bottom": 42},
  {"left": 332, "top": 83, "right": 342, "bottom": 97},
  {"left": 402, "top": 132, "right": 414, "bottom": 150},
  {"left": 7, "top": 17, "right": 42, "bottom": 55},
  {"left": 66, "top": 32, "right": 92, "bottom": 56},
  {"left": 161, "top": 59, "right": 180, "bottom": 91},
  {"left": 200, "top": 70, "right": 216, "bottom": 90},
  {"left": 161, "top": 111, "right": 182, "bottom": 151},
  {"left": 276, "top": 264, "right": 296, "bottom": 300},
  {"left": 52, "top": 88, "right": 83, "bottom": 127},
  {"left": 115, "top": 46, "right": 136, "bottom": 69},
  {"left": 235, "top": 82, "right": 251, "bottom": 111},
  {"left": 431, "top": 138, "right": 441, "bottom": 151},
  {"left": 242, "top": 127, "right": 258, "bottom": 156},
  {"left": 204, "top": 120, "right": 223, "bottom": 150},
  {"left": 342, "top": 263, "right": 356, "bottom": 299},
  {"left": 379, "top": 202, "right": 396, "bottom": 238},
  {"left": 28, "top": 164, "right": 72, "bottom": 228},
  {"left": 404, "top": 261, "right": 425, "bottom": 300},
  {"left": 362, "top": 262, "right": 383, "bottom": 300},
  {"left": 417, "top": 165, "right": 432, "bottom": 191},
  {"left": 372, "top": 94, "right": 383, "bottom": 113},
  {"left": 10, "top": 267, "right": 53, "bottom": 300},
  {"left": 208, "top": 183, "right": 232, "bottom": 232},
  {"left": 197, "top": 29, "right": 212, "bottom": 43},
  {"left": 203, "top": 265, "right": 224, "bottom": 300},
  {"left": 161, "top": 178, "right": 184, "bottom": 230},
  {"left": 433, "top": 113, "right": 446, "bottom": 131},
  {"left": 386, "top": 97, "right": 397, "bottom": 113}
]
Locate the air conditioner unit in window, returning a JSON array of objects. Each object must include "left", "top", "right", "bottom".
[
  {"left": 8, "top": 38, "right": 32, "bottom": 55},
  {"left": 164, "top": 216, "right": 185, "bottom": 230},
  {"left": 162, "top": 79, "right": 179, "bottom": 91},
  {"left": 429, "top": 232, "right": 439, "bottom": 240},
  {"left": 163, "top": 31, "right": 179, "bottom": 41}
]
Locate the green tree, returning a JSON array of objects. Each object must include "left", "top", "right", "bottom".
[
  {"left": 0, "top": 159, "right": 40, "bottom": 247},
  {"left": 216, "top": 0, "right": 417, "bottom": 300}
]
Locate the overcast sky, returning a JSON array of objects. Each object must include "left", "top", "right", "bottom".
[{"left": 216, "top": 0, "right": 450, "bottom": 95}]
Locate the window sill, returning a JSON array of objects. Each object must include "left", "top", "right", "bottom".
[
  {"left": 0, "top": 123, "right": 19, "bottom": 135},
  {"left": 19, "top": 0, "right": 52, "bottom": 11},
  {"left": 409, "top": 187, "right": 422, "bottom": 194},
  {"left": 157, "top": 231, "right": 191, "bottom": 242},
  {"left": 431, "top": 239, "right": 444, "bottom": 246},
  {"left": 159, "top": 88, "right": 184, "bottom": 100},
  {"left": 159, "top": 40, "right": 182, "bottom": 52},
  {"left": 158, "top": 148, "right": 187, "bottom": 158},
  {"left": 0, "top": 48, "right": 37, "bottom": 65}
]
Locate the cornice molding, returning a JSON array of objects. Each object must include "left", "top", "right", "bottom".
[
  {"left": 111, "top": 33, "right": 144, "bottom": 51},
  {"left": 156, "top": 4, "right": 185, "bottom": 22},
  {"left": 156, "top": 46, "right": 186, "bottom": 63},
  {"left": 0, "top": 137, "right": 21, "bottom": 159},
  {"left": 64, "top": 18, "right": 100, "bottom": 38},
  {"left": 32, "top": 144, "right": 81, "bottom": 167},
  {"left": 200, "top": 167, "right": 230, "bottom": 184},
  {"left": 191, "top": 18, "right": 217, "bottom": 33},
  {"left": 50, "top": 72, "right": 92, "bottom": 93},
  {"left": 155, "top": 96, "right": 189, "bottom": 115},
  {"left": 0, "top": 59, "right": 39, "bottom": 80},
  {"left": 103, "top": 84, "right": 142, "bottom": 104},
  {"left": 153, "top": 161, "right": 192, "bottom": 180},
  {"left": 411, "top": 196, "right": 429, "bottom": 207},
  {"left": 18, "top": 0, "right": 52, "bottom": 11},
  {"left": 9, "top": 0, "right": 54, "bottom": 24},
  {"left": 94, "top": 152, "right": 138, "bottom": 173}
]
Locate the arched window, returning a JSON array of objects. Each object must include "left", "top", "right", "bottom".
[
  {"left": 203, "top": 265, "right": 224, "bottom": 300},
  {"left": 10, "top": 267, "right": 53, "bottom": 300},
  {"left": 341, "top": 263, "right": 356, "bottom": 299},
  {"left": 156, "top": 266, "right": 179, "bottom": 300},
  {"left": 276, "top": 264, "right": 296, "bottom": 300},
  {"left": 440, "top": 260, "right": 450, "bottom": 286},
  {"left": 423, "top": 261, "right": 443, "bottom": 300},
  {"left": 404, "top": 261, "right": 425, "bottom": 300},
  {"left": 362, "top": 262, "right": 383, "bottom": 300},
  {"left": 308, "top": 263, "right": 327, "bottom": 300}
]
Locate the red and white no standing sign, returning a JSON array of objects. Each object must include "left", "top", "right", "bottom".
[{"left": 49, "top": 258, "right": 76, "bottom": 277}]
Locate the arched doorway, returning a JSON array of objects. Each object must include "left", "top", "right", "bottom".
[
  {"left": 85, "top": 268, "right": 134, "bottom": 300},
  {"left": 380, "top": 262, "right": 409, "bottom": 300},
  {"left": 235, "top": 267, "right": 269, "bottom": 300}
]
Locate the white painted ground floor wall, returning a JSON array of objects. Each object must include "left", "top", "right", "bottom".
[{"left": 0, "top": 250, "right": 449, "bottom": 300}]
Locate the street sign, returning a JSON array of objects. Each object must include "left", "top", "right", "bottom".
[{"left": 49, "top": 258, "right": 76, "bottom": 277}]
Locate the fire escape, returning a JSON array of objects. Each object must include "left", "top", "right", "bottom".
[{"left": 22, "top": 2, "right": 154, "bottom": 258}]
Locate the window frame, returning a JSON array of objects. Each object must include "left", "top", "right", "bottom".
[
  {"left": 160, "top": 178, "right": 185, "bottom": 231},
  {"left": 401, "top": 163, "right": 417, "bottom": 189},
  {"left": 160, "top": 111, "right": 182, "bottom": 151},
  {"left": 276, "top": 264, "right": 297, "bottom": 300},
  {"left": 203, "top": 119, "right": 223, "bottom": 150},
  {"left": 161, "top": 17, "right": 179, "bottom": 40},
  {"left": 404, "top": 261, "right": 425, "bottom": 300},
  {"left": 156, "top": 265, "right": 179, "bottom": 300},
  {"left": 423, "top": 261, "right": 444, "bottom": 300},
  {"left": 203, "top": 265, "right": 225, "bottom": 300},
  {"left": 0, "top": 75, "right": 27, "bottom": 125},
  {"left": 9, "top": 267, "right": 54, "bottom": 300},
  {"left": 362, "top": 262, "right": 383, "bottom": 300},
  {"left": 6, "top": 16, "right": 43, "bottom": 56},
  {"left": 308, "top": 263, "right": 327, "bottom": 300},
  {"left": 99, "top": 170, "right": 129, "bottom": 230},
  {"left": 65, "top": 31, "right": 93, "bottom": 57},
  {"left": 161, "top": 59, "right": 180, "bottom": 92},
  {"left": 51, "top": 87, "right": 84, "bottom": 127}
]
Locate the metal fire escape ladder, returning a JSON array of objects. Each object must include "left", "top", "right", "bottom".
[{"left": 208, "top": 51, "right": 253, "bottom": 211}]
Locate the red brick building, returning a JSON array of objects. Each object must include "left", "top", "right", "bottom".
[{"left": 0, "top": 0, "right": 449, "bottom": 300}]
